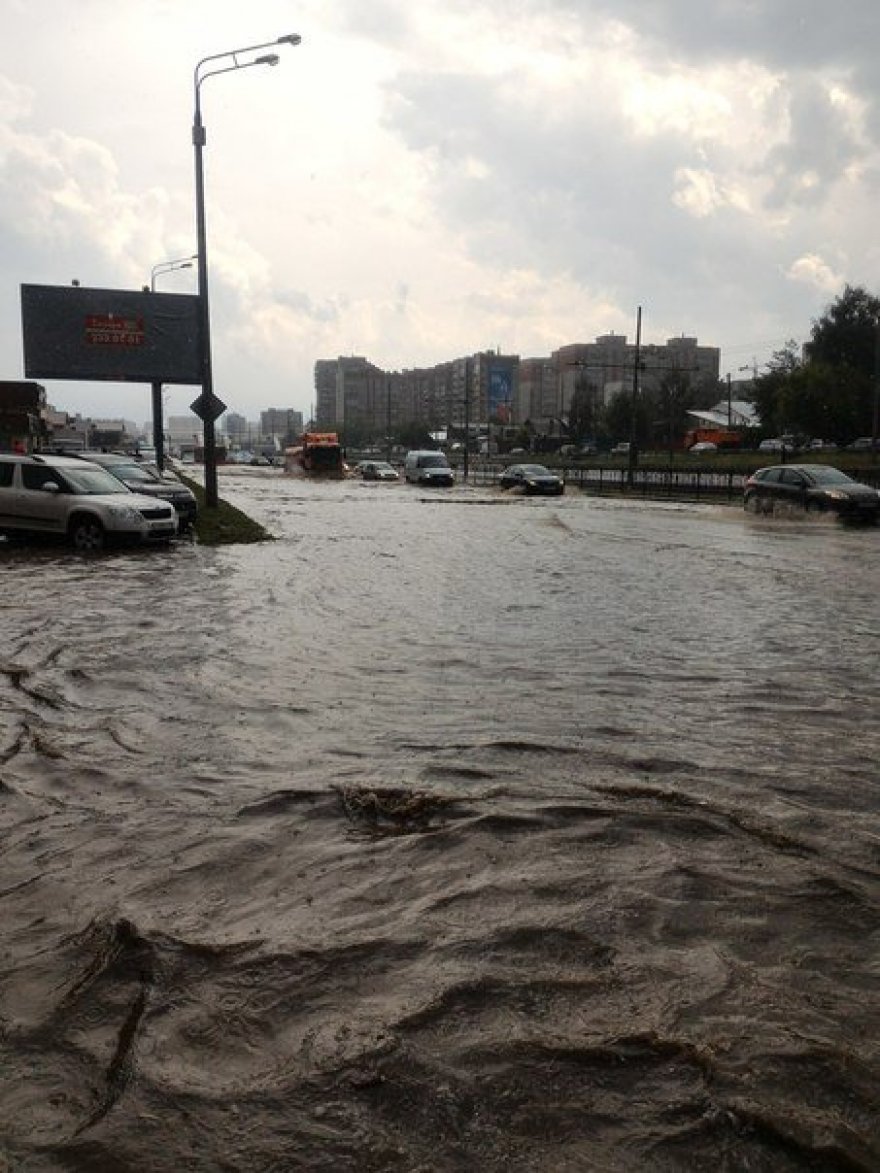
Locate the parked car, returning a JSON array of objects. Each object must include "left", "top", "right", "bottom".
[
  {"left": 847, "top": 437, "right": 877, "bottom": 451},
  {"left": 403, "top": 450, "right": 454, "bottom": 486},
  {"left": 499, "top": 463, "right": 565, "bottom": 495},
  {"left": 0, "top": 453, "right": 178, "bottom": 551},
  {"left": 67, "top": 451, "right": 197, "bottom": 530},
  {"left": 611, "top": 442, "right": 631, "bottom": 455},
  {"left": 689, "top": 441, "right": 718, "bottom": 454},
  {"left": 358, "top": 460, "right": 399, "bottom": 481},
  {"left": 744, "top": 463, "right": 880, "bottom": 521},
  {"left": 758, "top": 437, "right": 798, "bottom": 453}
]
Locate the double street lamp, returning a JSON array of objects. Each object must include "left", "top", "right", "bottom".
[{"left": 192, "top": 33, "right": 302, "bottom": 506}]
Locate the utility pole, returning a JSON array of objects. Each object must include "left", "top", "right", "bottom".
[
  {"left": 627, "top": 305, "right": 642, "bottom": 486},
  {"left": 386, "top": 376, "right": 392, "bottom": 462},
  {"left": 463, "top": 370, "right": 470, "bottom": 482},
  {"left": 873, "top": 320, "right": 880, "bottom": 463}
]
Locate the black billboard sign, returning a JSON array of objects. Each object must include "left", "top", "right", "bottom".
[{"left": 21, "top": 284, "right": 202, "bottom": 384}]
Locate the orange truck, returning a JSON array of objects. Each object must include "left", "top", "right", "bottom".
[
  {"left": 684, "top": 427, "right": 742, "bottom": 450},
  {"left": 283, "top": 432, "right": 345, "bottom": 477}
]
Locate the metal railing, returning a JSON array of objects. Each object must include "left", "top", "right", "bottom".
[{"left": 464, "top": 462, "right": 749, "bottom": 502}]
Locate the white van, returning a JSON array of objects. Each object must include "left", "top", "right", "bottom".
[{"left": 404, "top": 450, "right": 455, "bottom": 487}]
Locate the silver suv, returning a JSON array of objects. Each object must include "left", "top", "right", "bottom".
[
  {"left": 68, "top": 451, "right": 198, "bottom": 531},
  {"left": 0, "top": 453, "right": 178, "bottom": 552}
]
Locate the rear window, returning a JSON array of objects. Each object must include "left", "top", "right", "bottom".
[{"left": 0, "top": 462, "right": 14, "bottom": 488}]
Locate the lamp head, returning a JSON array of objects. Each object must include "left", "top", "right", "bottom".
[
  {"left": 256, "top": 53, "right": 280, "bottom": 66},
  {"left": 277, "top": 34, "right": 302, "bottom": 46}
]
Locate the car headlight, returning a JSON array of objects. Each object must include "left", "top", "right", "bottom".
[
  {"left": 107, "top": 504, "right": 142, "bottom": 521},
  {"left": 826, "top": 490, "right": 849, "bottom": 501}
]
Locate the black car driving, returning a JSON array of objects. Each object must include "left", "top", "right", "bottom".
[
  {"left": 499, "top": 463, "right": 565, "bottom": 496},
  {"left": 744, "top": 464, "right": 879, "bottom": 521}
]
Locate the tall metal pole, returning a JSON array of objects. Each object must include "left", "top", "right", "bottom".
[
  {"left": 627, "top": 305, "right": 642, "bottom": 486},
  {"left": 872, "top": 319, "right": 880, "bottom": 463},
  {"left": 192, "top": 84, "right": 218, "bottom": 506},
  {"left": 386, "top": 376, "right": 392, "bottom": 462},
  {"left": 463, "top": 367, "right": 470, "bottom": 482},
  {"left": 191, "top": 35, "right": 301, "bottom": 508}
]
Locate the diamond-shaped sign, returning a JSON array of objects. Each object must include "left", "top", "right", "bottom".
[{"left": 190, "top": 390, "right": 227, "bottom": 422}]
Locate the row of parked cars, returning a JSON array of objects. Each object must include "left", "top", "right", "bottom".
[{"left": 0, "top": 451, "right": 198, "bottom": 552}]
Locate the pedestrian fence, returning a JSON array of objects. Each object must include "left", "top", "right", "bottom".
[{"left": 464, "top": 463, "right": 749, "bottom": 502}]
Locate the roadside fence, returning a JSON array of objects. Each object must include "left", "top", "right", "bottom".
[{"left": 465, "top": 463, "right": 748, "bottom": 502}]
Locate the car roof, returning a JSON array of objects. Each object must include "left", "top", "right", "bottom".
[
  {"left": 3, "top": 452, "right": 104, "bottom": 469},
  {"left": 73, "top": 450, "right": 136, "bottom": 463}
]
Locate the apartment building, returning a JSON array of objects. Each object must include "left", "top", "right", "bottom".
[{"left": 315, "top": 334, "right": 720, "bottom": 437}]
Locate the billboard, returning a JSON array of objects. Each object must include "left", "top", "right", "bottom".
[
  {"left": 21, "top": 284, "right": 202, "bottom": 384},
  {"left": 488, "top": 364, "right": 513, "bottom": 423}
]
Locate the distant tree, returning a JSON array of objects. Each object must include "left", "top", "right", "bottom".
[
  {"left": 752, "top": 289, "right": 879, "bottom": 440},
  {"left": 600, "top": 388, "right": 651, "bottom": 447},
  {"left": 781, "top": 363, "right": 870, "bottom": 443},
  {"left": 567, "top": 378, "right": 600, "bottom": 443},
  {"left": 806, "top": 285, "right": 880, "bottom": 375},
  {"left": 750, "top": 341, "right": 802, "bottom": 434},
  {"left": 395, "top": 421, "right": 434, "bottom": 449},
  {"left": 652, "top": 371, "right": 693, "bottom": 450}
]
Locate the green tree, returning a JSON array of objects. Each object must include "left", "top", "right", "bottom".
[
  {"left": 781, "top": 363, "right": 870, "bottom": 443},
  {"left": 750, "top": 341, "right": 802, "bottom": 435},
  {"left": 395, "top": 421, "right": 434, "bottom": 450},
  {"left": 567, "top": 378, "right": 600, "bottom": 443},
  {"left": 600, "top": 388, "right": 650, "bottom": 447},
  {"left": 752, "top": 287, "right": 880, "bottom": 440},
  {"left": 652, "top": 371, "right": 693, "bottom": 451},
  {"left": 807, "top": 285, "right": 880, "bottom": 375}
]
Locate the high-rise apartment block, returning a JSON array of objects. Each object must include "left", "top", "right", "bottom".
[{"left": 316, "top": 335, "right": 719, "bottom": 437}]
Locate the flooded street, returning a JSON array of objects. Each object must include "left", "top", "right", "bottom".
[{"left": 1, "top": 471, "right": 879, "bottom": 1171}]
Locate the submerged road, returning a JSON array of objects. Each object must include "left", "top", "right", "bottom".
[{"left": 1, "top": 471, "right": 878, "bottom": 1170}]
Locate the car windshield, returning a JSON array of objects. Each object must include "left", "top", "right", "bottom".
[
  {"left": 805, "top": 466, "right": 854, "bottom": 485},
  {"left": 420, "top": 454, "right": 448, "bottom": 468},
  {"left": 521, "top": 465, "right": 551, "bottom": 475},
  {"left": 373, "top": 463, "right": 394, "bottom": 472},
  {"left": 60, "top": 466, "right": 132, "bottom": 495},
  {"left": 109, "top": 462, "right": 156, "bottom": 483}
]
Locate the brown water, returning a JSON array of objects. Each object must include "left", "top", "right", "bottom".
[{"left": 1, "top": 472, "right": 879, "bottom": 1171}]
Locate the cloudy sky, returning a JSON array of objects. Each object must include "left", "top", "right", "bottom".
[{"left": 1, "top": 0, "right": 878, "bottom": 425}]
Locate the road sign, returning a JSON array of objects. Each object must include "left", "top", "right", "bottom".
[{"left": 190, "top": 390, "right": 227, "bottom": 422}]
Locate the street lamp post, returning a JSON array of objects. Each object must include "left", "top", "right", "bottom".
[
  {"left": 627, "top": 305, "right": 642, "bottom": 487},
  {"left": 150, "top": 255, "right": 197, "bottom": 471},
  {"left": 192, "top": 34, "right": 301, "bottom": 507}
]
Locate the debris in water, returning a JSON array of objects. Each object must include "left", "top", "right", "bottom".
[{"left": 337, "top": 785, "right": 453, "bottom": 835}]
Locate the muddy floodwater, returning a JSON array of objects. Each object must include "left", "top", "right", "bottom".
[{"left": 1, "top": 471, "right": 879, "bottom": 1171}]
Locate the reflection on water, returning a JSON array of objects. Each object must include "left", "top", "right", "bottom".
[{"left": 1, "top": 473, "right": 878, "bottom": 1170}]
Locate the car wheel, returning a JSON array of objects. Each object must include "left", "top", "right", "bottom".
[{"left": 70, "top": 516, "right": 105, "bottom": 553}]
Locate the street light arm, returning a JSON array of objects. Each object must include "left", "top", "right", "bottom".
[
  {"left": 196, "top": 57, "right": 268, "bottom": 100},
  {"left": 195, "top": 34, "right": 301, "bottom": 86}
]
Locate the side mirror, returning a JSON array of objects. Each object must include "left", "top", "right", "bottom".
[{"left": 39, "top": 481, "right": 60, "bottom": 493}]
